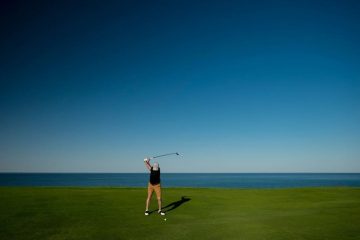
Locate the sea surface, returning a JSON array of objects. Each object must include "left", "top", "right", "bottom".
[{"left": 0, "top": 173, "right": 360, "bottom": 188}]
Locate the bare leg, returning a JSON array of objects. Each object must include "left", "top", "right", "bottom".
[
  {"left": 146, "top": 189, "right": 153, "bottom": 211},
  {"left": 157, "top": 197, "right": 162, "bottom": 211}
]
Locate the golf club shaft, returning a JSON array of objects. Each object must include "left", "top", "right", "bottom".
[{"left": 151, "top": 152, "right": 179, "bottom": 159}]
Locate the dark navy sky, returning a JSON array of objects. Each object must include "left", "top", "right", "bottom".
[{"left": 1, "top": 0, "right": 359, "bottom": 172}]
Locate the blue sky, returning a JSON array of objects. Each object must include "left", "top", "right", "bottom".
[{"left": 0, "top": 0, "right": 359, "bottom": 172}]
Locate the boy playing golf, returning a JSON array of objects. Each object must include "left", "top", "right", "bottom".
[{"left": 144, "top": 158, "right": 165, "bottom": 216}]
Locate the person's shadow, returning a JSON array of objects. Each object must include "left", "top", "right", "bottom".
[
  {"left": 163, "top": 196, "right": 191, "bottom": 213},
  {"left": 149, "top": 196, "right": 191, "bottom": 214}
]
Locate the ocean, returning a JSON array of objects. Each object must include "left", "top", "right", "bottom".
[{"left": 0, "top": 173, "right": 360, "bottom": 188}]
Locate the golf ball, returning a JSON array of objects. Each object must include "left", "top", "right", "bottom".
[{"left": 164, "top": 218, "right": 167, "bottom": 221}]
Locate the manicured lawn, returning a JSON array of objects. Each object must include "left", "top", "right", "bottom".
[{"left": 0, "top": 187, "right": 359, "bottom": 239}]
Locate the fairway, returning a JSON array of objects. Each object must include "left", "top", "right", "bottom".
[{"left": 0, "top": 187, "right": 359, "bottom": 240}]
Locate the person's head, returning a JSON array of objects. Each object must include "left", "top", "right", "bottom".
[{"left": 153, "top": 162, "right": 159, "bottom": 171}]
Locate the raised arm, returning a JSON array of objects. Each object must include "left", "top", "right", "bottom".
[{"left": 144, "top": 158, "right": 152, "bottom": 172}]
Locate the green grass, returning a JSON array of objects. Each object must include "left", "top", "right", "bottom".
[{"left": 0, "top": 187, "right": 359, "bottom": 240}]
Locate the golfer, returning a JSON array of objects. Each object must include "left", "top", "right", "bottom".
[{"left": 144, "top": 158, "right": 165, "bottom": 216}]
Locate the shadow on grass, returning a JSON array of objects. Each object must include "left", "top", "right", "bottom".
[
  {"left": 149, "top": 196, "right": 191, "bottom": 214},
  {"left": 163, "top": 196, "right": 191, "bottom": 213}
]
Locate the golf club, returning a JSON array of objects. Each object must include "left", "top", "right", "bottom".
[
  {"left": 144, "top": 152, "right": 180, "bottom": 161},
  {"left": 151, "top": 152, "right": 180, "bottom": 159}
]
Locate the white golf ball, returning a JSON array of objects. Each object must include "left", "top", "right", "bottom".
[{"left": 164, "top": 218, "right": 167, "bottom": 221}]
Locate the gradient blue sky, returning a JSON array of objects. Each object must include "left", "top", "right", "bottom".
[{"left": 1, "top": 0, "right": 359, "bottom": 172}]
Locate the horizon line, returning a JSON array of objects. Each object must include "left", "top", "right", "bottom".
[{"left": 1, "top": 172, "right": 359, "bottom": 174}]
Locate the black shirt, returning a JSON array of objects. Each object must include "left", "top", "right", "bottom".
[{"left": 149, "top": 167, "right": 160, "bottom": 185}]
